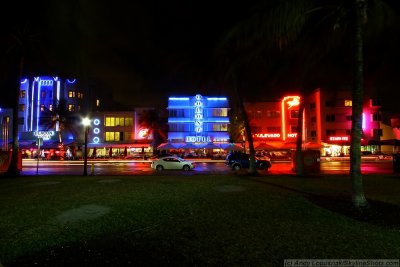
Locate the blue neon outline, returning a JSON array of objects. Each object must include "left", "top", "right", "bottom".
[
  {"left": 93, "top": 128, "right": 100, "bottom": 134},
  {"left": 67, "top": 79, "right": 76, "bottom": 84},
  {"left": 207, "top": 97, "right": 227, "bottom": 100},
  {"left": 93, "top": 119, "right": 100, "bottom": 126},
  {"left": 169, "top": 97, "right": 190, "bottom": 100},
  {"left": 93, "top": 137, "right": 100, "bottom": 143}
]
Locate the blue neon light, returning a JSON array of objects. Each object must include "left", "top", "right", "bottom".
[
  {"left": 93, "top": 119, "right": 100, "bottom": 126},
  {"left": 207, "top": 97, "right": 227, "bottom": 100},
  {"left": 67, "top": 79, "right": 76, "bottom": 84},
  {"left": 93, "top": 128, "right": 100, "bottom": 134},
  {"left": 20, "top": 79, "right": 28, "bottom": 84},
  {"left": 93, "top": 137, "right": 100, "bottom": 143},
  {"left": 169, "top": 97, "right": 190, "bottom": 100}
]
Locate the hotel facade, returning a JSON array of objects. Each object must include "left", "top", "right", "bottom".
[
  {"left": 245, "top": 89, "right": 386, "bottom": 157},
  {"left": 167, "top": 94, "right": 230, "bottom": 147}
]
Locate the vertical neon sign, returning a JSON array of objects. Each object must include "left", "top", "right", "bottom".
[
  {"left": 194, "top": 94, "right": 203, "bottom": 134},
  {"left": 281, "top": 96, "right": 300, "bottom": 141}
]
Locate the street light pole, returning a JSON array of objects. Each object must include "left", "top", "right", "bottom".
[{"left": 82, "top": 117, "right": 91, "bottom": 176}]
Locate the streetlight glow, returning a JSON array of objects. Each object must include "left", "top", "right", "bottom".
[{"left": 82, "top": 117, "right": 91, "bottom": 176}]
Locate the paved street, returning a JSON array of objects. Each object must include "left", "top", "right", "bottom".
[{"left": 19, "top": 158, "right": 396, "bottom": 176}]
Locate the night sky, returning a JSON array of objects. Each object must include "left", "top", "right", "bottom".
[{"left": 1, "top": 0, "right": 400, "bottom": 111}]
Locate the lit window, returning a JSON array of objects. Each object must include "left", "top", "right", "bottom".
[
  {"left": 344, "top": 100, "right": 352, "bottom": 107},
  {"left": 19, "top": 104, "right": 25, "bottom": 111},
  {"left": 68, "top": 104, "right": 75, "bottom": 111},
  {"left": 20, "top": 90, "right": 26, "bottom": 98},
  {"left": 40, "top": 104, "right": 45, "bottom": 111},
  {"left": 105, "top": 117, "right": 115, "bottom": 126},
  {"left": 105, "top": 131, "right": 121, "bottom": 141},
  {"left": 49, "top": 104, "right": 53, "bottom": 111},
  {"left": 96, "top": 99, "right": 100, "bottom": 107},
  {"left": 68, "top": 91, "right": 75, "bottom": 98}
]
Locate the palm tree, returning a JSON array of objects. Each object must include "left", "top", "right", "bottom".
[
  {"left": 220, "top": 0, "right": 397, "bottom": 209},
  {"left": 3, "top": 24, "right": 41, "bottom": 177},
  {"left": 42, "top": 98, "right": 79, "bottom": 146},
  {"left": 138, "top": 109, "right": 168, "bottom": 151}
]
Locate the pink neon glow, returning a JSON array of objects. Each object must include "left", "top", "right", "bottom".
[
  {"left": 281, "top": 96, "right": 301, "bottom": 141},
  {"left": 362, "top": 112, "right": 366, "bottom": 130}
]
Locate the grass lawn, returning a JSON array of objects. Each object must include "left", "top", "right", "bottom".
[{"left": 0, "top": 173, "right": 399, "bottom": 266}]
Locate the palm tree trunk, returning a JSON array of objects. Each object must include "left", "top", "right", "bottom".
[
  {"left": 295, "top": 101, "right": 305, "bottom": 176},
  {"left": 5, "top": 54, "right": 24, "bottom": 177},
  {"left": 232, "top": 73, "right": 257, "bottom": 175},
  {"left": 350, "top": 0, "right": 368, "bottom": 209}
]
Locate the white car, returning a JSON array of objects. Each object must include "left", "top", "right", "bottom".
[{"left": 151, "top": 156, "right": 195, "bottom": 171}]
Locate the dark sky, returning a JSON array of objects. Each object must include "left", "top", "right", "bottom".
[{"left": 1, "top": 0, "right": 400, "bottom": 111}]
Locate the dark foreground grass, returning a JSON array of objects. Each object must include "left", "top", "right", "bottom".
[{"left": 0, "top": 174, "right": 399, "bottom": 266}]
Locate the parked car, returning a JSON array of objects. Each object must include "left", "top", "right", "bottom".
[
  {"left": 225, "top": 152, "right": 271, "bottom": 171},
  {"left": 151, "top": 156, "right": 195, "bottom": 171}
]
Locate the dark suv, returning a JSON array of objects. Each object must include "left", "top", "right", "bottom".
[{"left": 225, "top": 152, "right": 271, "bottom": 171}]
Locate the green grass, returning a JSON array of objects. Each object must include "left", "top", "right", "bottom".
[{"left": 0, "top": 174, "right": 399, "bottom": 266}]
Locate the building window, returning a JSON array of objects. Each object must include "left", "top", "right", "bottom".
[
  {"left": 105, "top": 117, "right": 115, "bottom": 126},
  {"left": 125, "top": 117, "right": 133, "bottom": 126},
  {"left": 310, "top": 117, "right": 316, "bottom": 123},
  {"left": 96, "top": 99, "right": 100, "bottom": 107},
  {"left": 77, "top": 92, "right": 81, "bottom": 98},
  {"left": 371, "top": 99, "right": 381, "bottom": 107},
  {"left": 290, "top": 110, "right": 299, "bottom": 118},
  {"left": 326, "top": 114, "right": 335, "bottom": 122},
  {"left": 344, "top": 100, "right": 352, "bottom": 106},
  {"left": 169, "top": 124, "right": 185, "bottom": 132},
  {"left": 68, "top": 104, "right": 75, "bottom": 111},
  {"left": 310, "top": 102, "right": 316, "bottom": 109},
  {"left": 41, "top": 91, "right": 46, "bottom": 98},
  {"left": 20, "top": 90, "right": 26, "bottom": 98},
  {"left": 49, "top": 104, "right": 53, "bottom": 111},
  {"left": 212, "top": 124, "right": 228, "bottom": 131},
  {"left": 211, "top": 108, "right": 228, "bottom": 117},
  {"left": 77, "top": 105, "right": 81, "bottom": 111},
  {"left": 105, "top": 132, "right": 121, "bottom": 141},
  {"left": 19, "top": 104, "right": 25, "bottom": 111},
  {"left": 266, "top": 110, "right": 280, "bottom": 118},
  {"left": 291, "top": 126, "right": 298, "bottom": 133},
  {"left": 346, "top": 115, "right": 352, "bottom": 121},
  {"left": 115, "top": 117, "right": 125, "bottom": 126},
  {"left": 169, "top": 109, "right": 184, "bottom": 117},
  {"left": 326, "top": 129, "right": 336, "bottom": 136},
  {"left": 68, "top": 91, "right": 75, "bottom": 98}
]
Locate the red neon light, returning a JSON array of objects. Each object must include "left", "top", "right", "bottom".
[
  {"left": 281, "top": 96, "right": 301, "bottom": 141},
  {"left": 254, "top": 133, "right": 297, "bottom": 139},
  {"left": 329, "top": 136, "right": 349, "bottom": 141}
]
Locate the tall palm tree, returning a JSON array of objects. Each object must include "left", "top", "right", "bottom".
[
  {"left": 42, "top": 98, "right": 79, "bottom": 146},
  {"left": 3, "top": 24, "right": 41, "bottom": 177},
  {"left": 220, "top": 0, "right": 397, "bottom": 208}
]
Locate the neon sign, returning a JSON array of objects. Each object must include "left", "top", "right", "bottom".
[
  {"left": 186, "top": 136, "right": 211, "bottom": 143},
  {"left": 194, "top": 94, "right": 203, "bottom": 133},
  {"left": 254, "top": 133, "right": 297, "bottom": 139},
  {"left": 34, "top": 131, "right": 55, "bottom": 140},
  {"left": 329, "top": 136, "right": 349, "bottom": 141},
  {"left": 281, "top": 95, "right": 301, "bottom": 141},
  {"left": 138, "top": 128, "right": 150, "bottom": 138}
]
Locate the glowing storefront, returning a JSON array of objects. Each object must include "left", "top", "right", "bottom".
[{"left": 167, "top": 94, "right": 230, "bottom": 145}]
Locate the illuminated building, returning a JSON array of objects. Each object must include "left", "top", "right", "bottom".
[
  {"left": 304, "top": 88, "right": 382, "bottom": 156},
  {"left": 245, "top": 96, "right": 300, "bottom": 148},
  {"left": 0, "top": 108, "right": 13, "bottom": 151},
  {"left": 245, "top": 90, "right": 384, "bottom": 156},
  {"left": 167, "top": 94, "right": 230, "bottom": 145},
  {"left": 18, "top": 76, "right": 85, "bottom": 143},
  {"left": 88, "top": 109, "right": 154, "bottom": 157}
]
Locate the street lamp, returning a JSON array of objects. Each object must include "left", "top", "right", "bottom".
[{"left": 82, "top": 117, "right": 91, "bottom": 176}]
